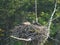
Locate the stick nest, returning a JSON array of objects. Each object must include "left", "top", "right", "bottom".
[{"left": 11, "top": 22, "right": 49, "bottom": 43}]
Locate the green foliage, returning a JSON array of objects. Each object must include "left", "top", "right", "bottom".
[{"left": 0, "top": 0, "right": 60, "bottom": 45}]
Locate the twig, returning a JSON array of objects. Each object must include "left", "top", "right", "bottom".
[
  {"left": 45, "top": 16, "right": 60, "bottom": 26},
  {"left": 52, "top": 16, "right": 60, "bottom": 21},
  {"left": 49, "top": 36, "right": 60, "bottom": 42},
  {"left": 41, "top": 35, "right": 60, "bottom": 43}
]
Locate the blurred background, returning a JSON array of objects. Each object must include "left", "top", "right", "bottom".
[{"left": 0, "top": 0, "right": 60, "bottom": 45}]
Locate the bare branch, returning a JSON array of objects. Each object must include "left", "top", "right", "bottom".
[
  {"left": 10, "top": 36, "right": 32, "bottom": 41},
  {"left": 47, "top": 0, "right": 57, "bottom": 30},
  {"left": 35, "top": 0, "right": 38, "bottom": 23},
  {"left": 45, "top": 0, "right": 57, "bottom": 43}
]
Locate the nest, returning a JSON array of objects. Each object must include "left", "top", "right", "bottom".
[{"left": 10, "top": 22, "right": 49, "bottom": 45}]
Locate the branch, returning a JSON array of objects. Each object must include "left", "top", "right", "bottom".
[
  {"left": 35, "top": 0, "right": 38, "bottom": 23},
  {"left": 10, "top": 35, "right": 32, "bottom": 41},
  {"left": 45, "top": 0, "right": 57, "bottom": 43},
  {"left": 47, "top": 0, "right": 57, "bottom": 30}
]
